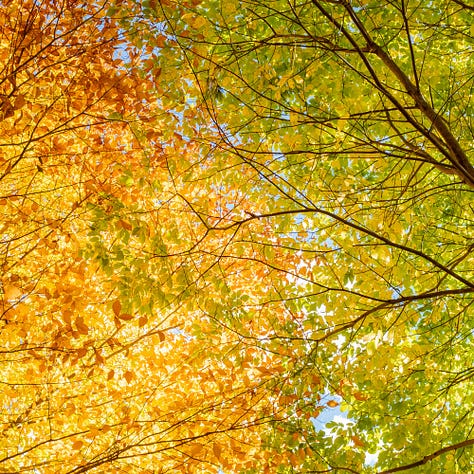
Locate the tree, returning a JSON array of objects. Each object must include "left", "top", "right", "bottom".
[
  {"left": 113, "top": 0, "right": 473, "bottom": 472},
  {"left": 2, "top": 0, "right": 473, "bottom": 473},
  {"left": 0, "top": 1, "right": 277, "bottom": 473}
]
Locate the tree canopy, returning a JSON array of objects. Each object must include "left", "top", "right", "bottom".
[{"left": 1, "top": 0, "right": 473, "bottom": 473}]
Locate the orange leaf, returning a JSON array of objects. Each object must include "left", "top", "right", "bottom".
[
  {"left": 189, "top": 442, "right": 204, "bottom": 456},
  {"left": 351, "top": 435, "right": 365, "bottom": 448},
  {"left": 76, "top": 347, "right": 88, "bottom": 358},
  {"left": 72, "top": 440, "right": 83, "bottom": 450},
  {"left": 118, "top": 313, "right": 133, "bottom": 321},
  {"left": 155, "top": 35, "right": 166, "bottom": 48},
  {"left": 61, "top": 309, "right": 73, "bottom": 325},
  {"left": 94, "top": 348, "right": 105, "bottom": 365},
  {"left": 13, "top": 94, "right": 26, "bottom": 109},
  {"left": 327, "top": 400, "right": 338, "bottom": 408},
  {"left": 213, "top": 443, "right": 222, "bottom": 460},
  {"left": 112, "top": 299, "right": 122, "bottom": 316},
  {"left": 75, "top": 316, "right": 89, "bottom": 335},
  {"left": 118, "top": 219, "right": 132, "bottom": 230}
]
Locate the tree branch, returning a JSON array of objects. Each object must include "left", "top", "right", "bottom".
[{"left": 378, "top": 438, "right": 474, "bottom": 473}]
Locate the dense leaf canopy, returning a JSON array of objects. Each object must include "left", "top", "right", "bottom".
[{"left": 1, "top": 0, "right": 473, "bottom": 473}]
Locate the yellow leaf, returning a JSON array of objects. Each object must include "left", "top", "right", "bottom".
[
  {"left": 289, "top": 111, "right": 299, "bottom": 126},
  {"left": 190, "top": 15, "right": 206, "bottom": 30},
  {"left": 3, "top": 284, "right": 22, "bottom": 300}
]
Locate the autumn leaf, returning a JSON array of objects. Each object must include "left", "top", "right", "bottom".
[
  {"left": 112, "top": 299, "right": 122, "bottom": 316},
  {"left": 13, "top": 94, "right": 26, "bottom": 110},
  {"left": 117, "top": 313, "right": 134, "bottom": 321},
  {"left": 124, "top": 371, "right": 134, "bottom": 383},
  {"left": 351, "top": 435, "right": 365, "bottom": 448},
  {"left": 75, "top": 316, "right": 89, "bottom": 335},
  {"left": 3, "top": 284, "right": 22, "bottom": 300},
  {"left": 212, "top": 443, "right": 222, "bottom": 461},
  {"left": 72, "top": 440, "right": 83, "bottom": 450}
]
